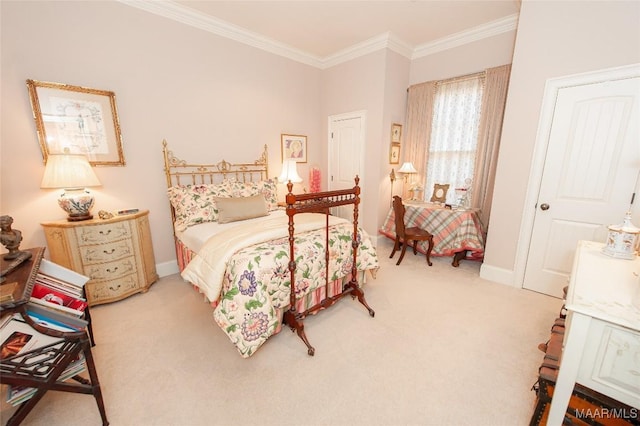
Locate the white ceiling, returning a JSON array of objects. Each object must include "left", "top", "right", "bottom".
[{"left": 123, "top": 0, "right": 521, "bottom": 67}]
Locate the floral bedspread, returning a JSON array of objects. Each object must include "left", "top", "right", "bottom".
[{"left": 182, "top": 214, "right": 379, "bottom": 357}]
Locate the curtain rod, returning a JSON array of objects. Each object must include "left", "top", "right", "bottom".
[{"left": 407, "top": 70, "right": 485, "bottom": 91}]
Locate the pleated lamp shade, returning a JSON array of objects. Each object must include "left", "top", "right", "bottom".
[
  {"left": 41, "top": 153, "right": 102, "bottom": 221},
  {"left": 278, "top": 159, "right": 302, "bottom": 183}
]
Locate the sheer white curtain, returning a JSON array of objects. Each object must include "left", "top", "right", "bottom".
[{"left": 427, "top": 74, "right": 484, "bottom": 204}]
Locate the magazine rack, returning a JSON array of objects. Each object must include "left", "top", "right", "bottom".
[{"left": 0, "top": 248, "right": 108, "bottom": 426}]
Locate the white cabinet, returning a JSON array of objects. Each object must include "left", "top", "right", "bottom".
[{"left": 548, "top": 240, "right": 640, "bottom": 425}]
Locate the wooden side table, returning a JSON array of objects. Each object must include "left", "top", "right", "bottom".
[
  {"left": 41, "top": 210, "right": 158, "bottom": 306},
  {"left": 0, "top": 247, "right": 108, "bottom": 425}
]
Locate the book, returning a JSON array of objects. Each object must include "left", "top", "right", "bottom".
[
  {"left": 0, "top": 330, "right": 33, "bottom": 360},
  {"left": 38, "top": 259, "right": 89, "bottom": 290},
  {"left": 0, "top": 248, "right": 45, "bottom": 310},
  {"left": 25, "top": 302, "right": 87, "bottom": 331},
  {"left": 35, "top": 274, "right": 85, "bottom": 300},
  {"left": 30, "top": 282, "right": 88, "bottom": 314},
  {"left": 0, "top": 316, "right": 64, "bottom": 362},
  {"left": 0, "top": 281, "right": 18, "bottom": 303},
  {"left": 28, "top": 296, "right": 85, "bottom": 317},
  {"left": 25, "top": 308, "right": 82, "bottom": 332},
  {"left": 117, "top": 208, "right": 139, "bottom": 215},
  {"left": 6, "top": 353, "right": 86, "bottom": 406}
]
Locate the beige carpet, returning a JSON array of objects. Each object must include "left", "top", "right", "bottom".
[{"left": 1, "top": 239, "right": 561, "bottom": 426}]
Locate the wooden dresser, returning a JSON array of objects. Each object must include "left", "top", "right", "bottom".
[{"left": 41, "top": 210, "right": 158, "bottom": 306}]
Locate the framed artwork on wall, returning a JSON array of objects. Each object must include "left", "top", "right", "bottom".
[
  {"left": 391, "top": 123, "right": 402, "bottom": 143},
  {"left": 26, "top": 79, "right": 125, "bottom": 166},
  {"left": 281, "top": 134, "right": 307, "bottom": 163},
  {"left": 389, "top": 142, "right": 400, "bottom": 164}
]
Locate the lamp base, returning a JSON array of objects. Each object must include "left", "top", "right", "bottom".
[
  {"left": 66, "top": 213, "right": 94, "bottom": 222},
  {"left": 58, "top": 188, "right": 95, "bottom": 222}
]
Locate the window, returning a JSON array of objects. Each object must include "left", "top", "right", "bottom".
[
  {"left": 424, "top": 74, "right": 484, "bottom": 204},
  {"left": 405, "top": 64, "right": 510, "bottom": 228}
]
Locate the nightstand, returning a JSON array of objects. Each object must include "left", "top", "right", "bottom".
[{"left": 41, "top": 210, "right": 158, "bottom": 306}]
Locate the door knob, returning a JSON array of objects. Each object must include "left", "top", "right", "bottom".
[{"left": 540, "top": 203, "right": 550, "bottom": 211}]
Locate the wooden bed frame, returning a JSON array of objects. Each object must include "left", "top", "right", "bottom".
[{"left": 162, "top": 140, "right": 375, "bottom": 356}]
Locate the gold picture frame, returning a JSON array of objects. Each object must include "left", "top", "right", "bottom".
[
  {"left": 391, "top": 123, "right": 402, "bottom": 143},
  {"left": 430, "top": 183, "right": 450, "bottom": 204},
  {"left": 281, "top": 134, "right": 307, "bottom": 163},
  {"left": 26, "top": 79, "right": 125, "bottom": 166},
  {"left": 389, "top": 142, "right": 400, "bottom": 164}
]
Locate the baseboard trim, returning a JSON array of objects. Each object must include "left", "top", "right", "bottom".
[
  {"left": 480, "top": 263, "right": 517, "bottom": 287},
  {"left": 156, "top": 260, "right": 179, "bottom": 278}
]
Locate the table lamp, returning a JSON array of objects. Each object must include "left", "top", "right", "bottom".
[
  {"left": 40, "top": 151, "right": 102, "bottom": 221},
  {"left": 278, "top": 159, "right": 302, "bottom": 184},
  {"left": 398, "top": 162, "right": 418, "bottom": 200}
]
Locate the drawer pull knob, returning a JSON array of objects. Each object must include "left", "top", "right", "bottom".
[
  {"left": 103, "top": 249, "right": 116, "bottom": 255},
  {"left": 100, "top": 230, "right": 112, "bottom": 235},
  {"left": 109, "top": 284, "right": 121, "bottom": 291},
  {"left": 106, "top": 267, "right": 118, "bottom": 273}
]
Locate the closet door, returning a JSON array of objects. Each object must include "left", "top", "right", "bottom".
[
  {"left": 523, "top": 75, "right": 640, "bottom": 297},
  {"left": 328, "top": 111, "right": 366, "bottom": 221}
]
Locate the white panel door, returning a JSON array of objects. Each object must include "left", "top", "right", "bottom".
[
  {"left": 328, "top": 112, "right": 365, "bottom": 220},
  {"left": 523, "top": 77, "right": 640, "bottom": 297}
]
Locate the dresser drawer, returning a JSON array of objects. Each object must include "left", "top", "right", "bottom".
[
  {"left": 83, "top": 257, "right": 137, "bottom": 281},
  {"left": 79, "top": 240, "right": 134, "bottom": 264},
  {"left": 576, "top": 319, "right": 640, "bottom": 408},
  {"left": 77, "top": 221, "right": 132, "bottom": 245},
  {"left": 86, "top": 274, "right": 141, "bottom": 304}
]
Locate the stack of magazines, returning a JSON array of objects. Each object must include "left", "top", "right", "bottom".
[
  {"left": 0, "top": 259, "right": 90, "bottom": 406},
  {"left": 0, "top": 313, "right": 88, "bottom": 406}
]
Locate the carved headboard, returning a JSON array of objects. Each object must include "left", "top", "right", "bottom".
[{"left": 162, "top": 140, "right": 269, "bottom": 224}]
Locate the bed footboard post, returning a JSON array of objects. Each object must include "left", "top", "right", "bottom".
[
  {"left": 348, "top": 177, "right": 375, "bottom": 317},
  {"left": 283, "top": 181, "right": 316, "bottom": 356}
]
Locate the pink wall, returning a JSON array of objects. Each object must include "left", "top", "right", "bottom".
[
  {"left": 320, "top": 49, "right": 410, "bottom": 233},
  {"left": 409, "top": 31, "right": 516, "bottom": 84},
  {"left": 1, "top": 1, "right": 321, "bottom": 272}
]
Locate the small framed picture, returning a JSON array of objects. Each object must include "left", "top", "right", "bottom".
[
  {"left": 430, "top": 183, "right": 450, "bottom": 204},
  {"left": 281, "top": 134, "right": 307, "bottom": 163},
  {"left": 389, "top": 142, "right": 400, "bottom": 164},
  {"left": 26, "top": 79, "right": 125, "bottom": 166},
  {"left": 391, "top": 123, "right": 402, "bottom": 143}
]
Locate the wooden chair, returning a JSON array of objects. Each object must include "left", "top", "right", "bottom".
[{"left": 389, "top": 196, "right": 434, "bottom": 266}]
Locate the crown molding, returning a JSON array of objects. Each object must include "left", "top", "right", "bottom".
[
  {"left": 118, "top": 0, "right": 324, "bottom": 68},
  {"left": 119, "top": 1, "right": 518, "bottom": 69},
  {"left": 412, "top": 13, "right": 519, "bottom": 59},
  {"left": 320, "top": 32, "right": 414, "bottom": 69}
]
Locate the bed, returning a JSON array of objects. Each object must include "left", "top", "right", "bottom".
[{"left": 162, "top": 141, "right": 379, "bottom": 357}]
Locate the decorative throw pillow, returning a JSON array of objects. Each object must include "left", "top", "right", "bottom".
[
  {"left": 167, "top": 183, "right": 233, "bottom": 231},
  {"left": 214, "top": 195, "right": 269, "bottom": 224},
  {"left": 228, "top": 179, "right": 278, "bottom": 211}
]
